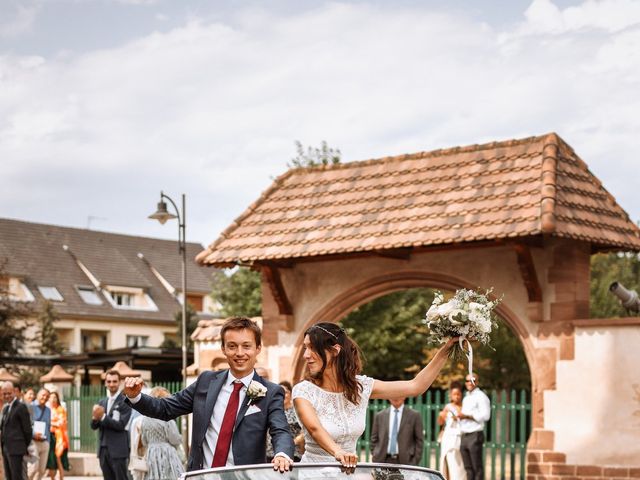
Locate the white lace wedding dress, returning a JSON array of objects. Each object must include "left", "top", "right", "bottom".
[{"left": 292, "top": 375, "right": 374, "bottom": 462}]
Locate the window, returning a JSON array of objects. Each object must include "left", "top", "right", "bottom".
[
  {"left": 2, "top": 277, "right": 35, "bottom": 302},
  {"left": 110, "top": 291, "right": 133, "bottom": 307},
  {"left": 77, "top": 286, "right": 103, "bottom": 305},
  {"left": 103, "top": 285, "right": 158, "bottom": 311},
  {"left": 38, "top": 286, "right": 64, "bottom": 302},
  {"left": 81, "top": 331, "right": 107, "bottom": 352},
  {"left": 126, "top": 335, "right": 149, "bottom": 348}
]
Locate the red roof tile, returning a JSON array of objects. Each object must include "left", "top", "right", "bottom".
[{"left": 197, "top": 133, "right": 640, "bottom": 266}]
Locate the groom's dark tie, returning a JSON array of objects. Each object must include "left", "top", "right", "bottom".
[{"left": 212, "top": 381, "right": 244, "bottom": 467}]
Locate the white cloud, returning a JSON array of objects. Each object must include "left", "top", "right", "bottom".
[
  {"left": 0, "top": 2, "right": 39, "bottom": 38},
  {"left": 512, "top": 0, "right": 640, "bottom": 35},
  {"left": 0, "top": 1, "right": 639, "bottom": 243}
]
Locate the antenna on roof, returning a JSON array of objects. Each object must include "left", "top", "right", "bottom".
[{"left": 86, "top": 216, "right": 107, "bottom": 230}]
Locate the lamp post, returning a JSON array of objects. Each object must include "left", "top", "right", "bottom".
[{"left": 148, "top": 191, "right": 189, "bottom": 454}]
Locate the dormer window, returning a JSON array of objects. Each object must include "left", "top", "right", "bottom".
[
  {"left": 77, "top": 286, "right": 103, "bottom": 305},
  {"left": 103, "top": 285, "right": 158, "bottom": 311},
  {"left": 2, "top": 277, "right": 35, "bottom": 302},
  {"left": 38, "top": 286, "right": 64, "bottom": 302},
  {"left": 111, "top": 291, "right": 133, "bottom": 307}
]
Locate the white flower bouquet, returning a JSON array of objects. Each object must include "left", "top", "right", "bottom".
[{"left": 424, "top": 288, "right": 500, "bottom": 378}]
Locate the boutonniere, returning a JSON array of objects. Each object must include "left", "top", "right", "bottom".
[{"left": 246, "top": 380, "right": 267, "bottom": 405}]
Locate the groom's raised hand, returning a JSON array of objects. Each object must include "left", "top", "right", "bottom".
[{"left": 123, "top": 377, "right": 145, "bottom": 398}]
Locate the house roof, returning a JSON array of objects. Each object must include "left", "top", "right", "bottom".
[
  {"left": 197, "top": 133, "right": 640, "bottom": 266},
  {"left": 0, "top": 218, "right": 212, "bottom": 322}
]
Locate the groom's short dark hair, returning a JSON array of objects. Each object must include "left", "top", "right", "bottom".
[{"left": 220, "top": 316, "right": 262, "bottom": 347}]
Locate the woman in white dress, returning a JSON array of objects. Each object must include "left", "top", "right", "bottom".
[
  {"left": 438, "top": 382, "right": 467, "bottom": 480},
  {"left": 293, "top": 322, "right": 455, "bottom": 468}
]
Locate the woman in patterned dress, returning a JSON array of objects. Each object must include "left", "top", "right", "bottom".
[
  {"left": 47, "top": 391, "right": 70, "bottom": 480},
  {"left": 139, "top": 387, "right": 185, "bottom": 480},
  {"left": 293, "top": 322, "right": 455, "bottom": 468}
]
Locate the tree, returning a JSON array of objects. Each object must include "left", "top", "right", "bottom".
[
  {"left": 590, "top": 252, "right": 640, "bottom": 318},
  {"left": 210, "top": 267, "right": 262, "bottom": 317},
  {"left": 38, "top": 300, "right": 65, "bottom": 355},
  {"left": 0, "top": 260, "right": 33, "bottom": 364},
  {"left": 288, "top": 140, "right": 341, "bottom": 168}
]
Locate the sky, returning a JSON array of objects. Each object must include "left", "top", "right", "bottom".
[{"left": 1, "top": 0, "right": 639, "bottom": 247}]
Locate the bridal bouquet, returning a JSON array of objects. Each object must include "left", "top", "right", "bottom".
[{"left": 424, "top": 288, "right": 500, "bottom": 380}]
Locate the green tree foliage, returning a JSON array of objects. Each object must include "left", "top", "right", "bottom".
[
  {"left": 210, "top": 267, "right": 262, "bottom": 317},
  {"left": 161, "top": 302, "right": 200, "bottom": 350},
  {"left": 38, "top": 300, "right": 65, "bottom": 355},
  {"left": 590, "top": 252, "right": 640, "bottom": 318},
  {"left": 340, "top": 288, "right": 531, "bottom": 390},
  {"left": 0, "top": 261, "right": 33, "bottom": 364},
  {"left": 288, "top": 140, "right": 341, "bottom": 168}
]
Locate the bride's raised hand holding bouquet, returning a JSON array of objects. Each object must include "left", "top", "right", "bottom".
[{"left": 424, "top": 288, "right": 500, "bottom": 382}]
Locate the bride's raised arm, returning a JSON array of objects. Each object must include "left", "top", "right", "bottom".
[{"left": 370, "top": 337, "right": 456, "bottom": 400}]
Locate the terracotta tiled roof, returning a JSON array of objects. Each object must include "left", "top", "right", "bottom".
[{"left": 197, "top": 133, "right": 640, "bottom": 266}]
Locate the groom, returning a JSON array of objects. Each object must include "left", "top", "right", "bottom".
[{"left": 123, "top": 316, "right": 294, "bottom": 472}]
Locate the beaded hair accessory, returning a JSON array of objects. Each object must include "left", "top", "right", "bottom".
[{"left": 310, "top": 324, "right": 340, "bottom": 340}]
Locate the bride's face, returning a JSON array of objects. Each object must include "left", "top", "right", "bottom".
[{"left": 302, "top": 335, "right": 323, "bottom": 378}]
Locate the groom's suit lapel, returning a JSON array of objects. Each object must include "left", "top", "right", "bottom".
[
  {"left": 234, "top": 371, "right": 262, "bottom": 430},
  {"left": 205, "top": 370, "right": 229, "bottom": 422}
]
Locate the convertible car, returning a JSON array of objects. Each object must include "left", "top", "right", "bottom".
[{"left": 179, "top": 462, "right": 445, "bottom": 480}]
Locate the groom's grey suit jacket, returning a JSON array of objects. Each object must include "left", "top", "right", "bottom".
[{"left": 127, "top": 369, "right": 294, "bottom": 471}]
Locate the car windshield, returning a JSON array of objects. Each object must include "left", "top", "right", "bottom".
[{"left": 181, "top": 463, "right": 444, "bottom": 480}]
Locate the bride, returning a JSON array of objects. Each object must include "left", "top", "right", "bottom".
[{"left": 293, "top": 322, "right": 455, "bottom": 468}]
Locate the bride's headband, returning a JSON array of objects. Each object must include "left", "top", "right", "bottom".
[{"left": 310, "top": 324, "right": 341, "bottom": 340}]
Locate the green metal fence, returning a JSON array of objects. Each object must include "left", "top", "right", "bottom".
[
  {"left": 66, "top": 385, "right": 530, "bottom": 480},
  {"left": 64, "top": 382, "right": 182, "bottom": 454},
  {"left": 357, "top": 389, "right": 531, "bottom": 480}
]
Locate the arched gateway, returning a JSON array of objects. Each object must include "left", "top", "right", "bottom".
[{"left": 198, "top": 133, "right": 640, "bottom": 476}]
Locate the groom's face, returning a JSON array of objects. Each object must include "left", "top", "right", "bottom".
[{"left": 222, "top": 328, "right": 261, "bottom": 378}]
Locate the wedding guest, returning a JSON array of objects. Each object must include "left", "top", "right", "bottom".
[
  {"left": 371, "top": 397, "right": 423, "bottom": 466},
  {"left": 1, "top": 381, "right": 32, "bottom": 480},
  {"left": 438, "top": 382, "right": 466, "bottom": 480},
  {"left": 90, "top": 370, "right": 132, "bottom": 480},
  {"left": 28, "top": 389, "right": 51, "bottom": 480},
  {"left": 458, "top": 373, "right": 490, "bottom": 480},
  {"left": 46, "top": 392, "right": 69, "bottom": 480},
  {"left": 23, "top": 390, "right": 36, "bottom": 405},
  {"left": 139, "top": 387, "right": 184, "bottom": 480}
]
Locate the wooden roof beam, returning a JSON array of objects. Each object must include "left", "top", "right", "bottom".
[
  {"left": 512, "top": 242, "right": 543, "bottom": 302},
  {"left": 261, "top": 264, "right": 293, "bottom": 316}
]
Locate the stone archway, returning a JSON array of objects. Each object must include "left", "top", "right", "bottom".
[{"left": 290, "top": 270, "right": 535, "bottom": 384}]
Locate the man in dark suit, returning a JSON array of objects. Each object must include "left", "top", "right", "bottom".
[
  {"left": 124, "top": 316, "right": 294, "bottom": 472},
  {"left": 90, "top": 370, "right": 132, "bottom": 480},
  {"left": 371, "top": 397, "right": 424, "bottom": 465},
  {"left": 1, "top": 381, "right": 32, "bottom": 480}
]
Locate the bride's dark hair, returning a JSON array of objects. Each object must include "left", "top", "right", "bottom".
[{"left": 304, "top": 322, "right": 363, "bottom": 405}]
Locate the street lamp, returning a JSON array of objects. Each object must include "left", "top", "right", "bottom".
[{"left": 148, "top": 191, "right": 189, "bottom": 454}]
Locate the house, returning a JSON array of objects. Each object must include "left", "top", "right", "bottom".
[{"left": 0, "top": 217, "right": 215, "bottom": 383}]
